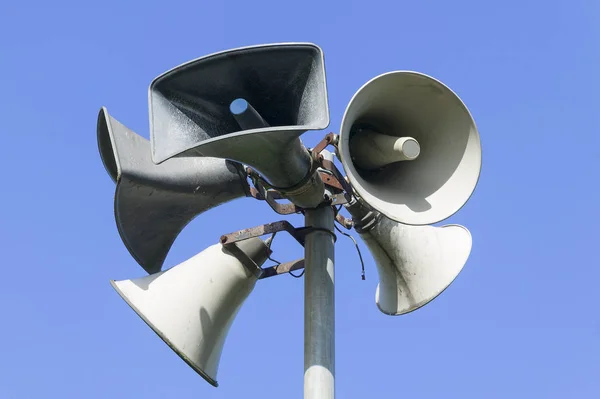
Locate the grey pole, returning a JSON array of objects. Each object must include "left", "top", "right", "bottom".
[
  {"left": 303, "top": 200, "right": 335, "bottom": 398},
  {"left": 231, "top": 98, "right": 336, "bottom": 396}
]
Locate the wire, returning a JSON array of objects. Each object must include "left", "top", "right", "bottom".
[
  {"left": 268, "top": 255, "right": 282, "bottom": 267},
  {"left": 266, "top": 232, "right": 281, "bottom": 270},
  {"left": 288, "top": 269, "right": 305, "bottom": 278},
  {"left": 334, "top": 223, "right": 366, "bottom": 280},
  {"left": 266, "top": 231, "right": 305, "bottom": 278},
  {"left": 267, "top": 232, "right": 276, "bottom": 248}
]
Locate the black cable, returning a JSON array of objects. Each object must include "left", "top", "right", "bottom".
[
  {"left": 268, "top": 255, "right": 282, "bottom": 267},
  {"left": 267, "top": 231, "right": 305, "bottom": 278},
  {"left": 267, "top": 232, "right": 281, "bottom": 270},
  {"left": 334, "top": 223, "right": 366, "bottom": 280},
  {"left": 267, "top": 232, "right": 276, "bottom": 248},
  {"left": 288, "top": 269, "right": 305, "bottom": 278}
]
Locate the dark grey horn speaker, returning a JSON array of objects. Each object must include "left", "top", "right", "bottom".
[
  {"left": 97, "top": 107, "right": 250, "bottom": 274},
  {"left": 148, "top": 43, "right": 329, "bottom": 191}
]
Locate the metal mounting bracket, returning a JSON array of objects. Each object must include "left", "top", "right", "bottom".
[
  {"left": 244, "top": 131, "right": 356, "bottom": 229},
  {"left": 219, "top": 220, "right": 337, "bottom": 279}
]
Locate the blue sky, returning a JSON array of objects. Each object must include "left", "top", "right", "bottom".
[{"left": 1, "top": 0, "right": 599, "bottom": 398}]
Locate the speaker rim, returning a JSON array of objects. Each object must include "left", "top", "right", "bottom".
[
  {"left": 338, "top": 70, "right": 482, "bottom": 225},
  {"left": 148, "top": 42, "right": 331, "bottom": 164},
  {"left": 374, "top": 223, "right": 473, "bottom": 316},
  {"left": 110, "top": 279, "right": 220, "bottom": 387}
]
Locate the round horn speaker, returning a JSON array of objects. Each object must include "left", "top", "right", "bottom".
[
  {"left": 338, "top": 71, "right": 481, "bottom": 225},
  {"left": 111, "top": 237, "right": 271, "bottom": 387}
]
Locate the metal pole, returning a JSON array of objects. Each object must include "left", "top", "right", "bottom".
[{"left": 304, "top": 204, "right": 335, "bottom": 399}]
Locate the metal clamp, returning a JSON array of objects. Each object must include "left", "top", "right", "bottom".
[
  {"left": 220, "top": 220, "right": 337, "bottom": 247},
  {"left": 221, "top": 243, "right": 268, "bottom": 279},
  {"left": 260, "top": 259, "right": 304, "bottom": 279},
  {"left": 244, "top": 131, "right": 357, "bottom": 229},
  {"left": 310, "top": 133, "right": 353, "bottom": 204},
  {"left": 221, "top": 220, "right": 307, "bottom": 246},
  {"left": 334, "top": 212, "right": 354, "bottom": 230},
  {"left": 247, "top": 169, "right": 302, "bottom": 215},
  {"left": 219, "top": 221, "right": 337, "bottom": 279}
]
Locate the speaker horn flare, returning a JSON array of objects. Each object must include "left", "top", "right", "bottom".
[
  {"left": 111, "top": 237, "right": 271, "bottom": 387},
  {"left": 97, "top": 107, "right": 249, "bottom": 274},
  {"left": 338, "top": 71, "right": 482, "bottom": 225},
  {"left": 148, "top": 43, "right": 330, "bottom": 207},
  {"left": 346, "top": 200, "right": 472, "bottom": 315}
]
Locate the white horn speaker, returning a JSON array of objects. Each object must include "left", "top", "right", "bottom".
[
  {"left": 338, "top": 71, "right": 482, "bottom": 225},
  {"left": 346, "top": 200, "right": 472, "bottom": 315},
  {"left": 111, "top": 237, "right": 271, "bottom": 387},
  {"left": 97, "top": 107, "right": 250, "bottom": 274}
]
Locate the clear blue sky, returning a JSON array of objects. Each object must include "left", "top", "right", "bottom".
[{"left": 1, "top": 1, "right": 599, "bottom": 398}]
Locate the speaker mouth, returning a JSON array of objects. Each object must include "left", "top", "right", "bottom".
[
  {"left": 370, "top": 223, "right": 472, "bottom": 315},
  {"left": 110, "top": 280, "right": 220, "bottom": 387},
  {"left": 339, "top": 71, "right": 482, "bottom": 225},
  {"left": 149, "top": 42, "right": 330, "bottom": 164}
]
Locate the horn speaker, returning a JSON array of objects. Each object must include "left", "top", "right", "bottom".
[
  {"left": 97, "top": 107, "right": 249, "bottom": 274},
  {"left": 346, "top": 200, "right": 472, "bottom": 315},
  {"left": 338, "top": 71, "right": 482, "bottom": 225},
  {"left": 111, "top": 237, "right": 271, "bottom": 387},
  {"left": 148, "top": 43, "right": 329, "bottom": 207}
]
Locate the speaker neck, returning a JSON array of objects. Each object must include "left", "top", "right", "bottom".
[{"left": 345, "top": 200, "right": 382, "bottom": 234}]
